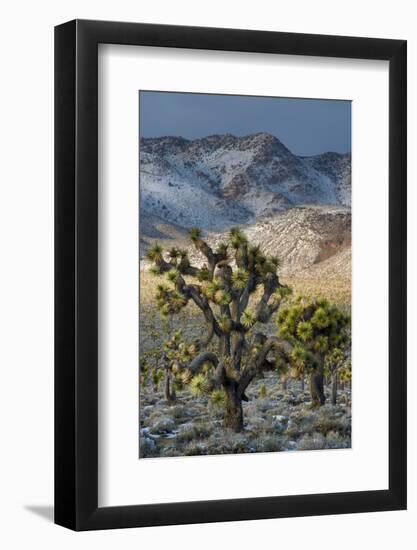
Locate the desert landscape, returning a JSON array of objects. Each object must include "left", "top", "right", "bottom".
[{"left": 139, "top": 128, "right": 351, "bottom": 459}]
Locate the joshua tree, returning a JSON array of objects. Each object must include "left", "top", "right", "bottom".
[
  {"left": 146, "top": 227, "right": 292, "bottom": 431},
  {"left": 151, "top": 367, "right": 164, "bottom": 393},
  {"left": 163, "top": 366, "right": 176, "bottom": 403},
  {"left": 338, "top": 360, "right": 352, "bottom": 392},
  {"left": 276, "top": 297, "right": 350, "bottom": 407},
  {"left": 162, "top": 330, "right": 195, "bottom": 403},
  {"left": 324, "top": 348, "right": 345, "bottom": 405}
]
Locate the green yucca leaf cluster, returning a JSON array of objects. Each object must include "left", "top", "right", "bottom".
[
  {"left": 326, "top": 347, "right": 344, "bottom": 365},
  {"left": 197, "top": 266, "right": 212, "bottom": 282},
  {"left": 270, "top": 256, "right": 280, "bottom": 268},
  {"left": 161, "top": 331, "right": 200, "bottom": 389},
  {"left": 218, "top": 315, "right": 232, "bottom": 333},
  {"left": 210, "top": 388, "right": 226, "bottom": 408},
  {"left": 255, "top": 258, "right": 277, "bottom": 277},
  {"left": 176, "top": 341, "right": 197, "bottom": 363},
  {"left": 245, "top": 241, "right": 282, "bottom": 281},
  {"left": 242, "top": 308, "right": 256, "bottom": 329},
  {"left": 313, "top": 335, "right": 329, "bottom": 354},
  {"left": 215, "top": 242, "right": 228, "bottom": 259},
  {"left": 151, "top": 368, "right": 164, "bottom": 389},
  {"left": 291, "top": 344, "right": 306, "bottom": 364},
  {"left": 155, "top": 283, "right": 186, "bottom": 317},
  {"left": 149, "top": 265, "right": 161, "bottom": 277},
  {"left": 324, "top": 347, "right": 346, "bottom": 376},
  {"left": 190, "top": 373, "right": 214, "bottom": 396},
  {"left": 168, "top": 247, "right": 180, "bottom": 259},
  {"left": 214, "top": 289, "right": 232, "bottom": 305},
  {"left": 166, "top": 268, "right": 180, "bottom": 283},
  {"left": 276, "top": 296, "right": 350, "bottom": 371},
  {"left": 146, "top": 243, "right": 163, "bottom": 262},
  {"left": 296, "top": 321, "right": 313, "bottom": 342},
  {"left": 275, "top": 286, "right": 292, "bottom": 300},
  {"left": 189, "top": 227, "right": 202, "bottom": 243},
  {"left": 339, "top": 360, "right": 352, "bottom": 383},
  {"left": 311, "top": 307, "right": 329, "bottom": 329},
  {"left": 163, "top": 330, "right": 183, "bottom": 351},
  {"left": 248, "top": 244, "right": 261, "bottom": 257},
  {"left": 231, "top": 268, "right": 249, "bottom": 290},
  {"left": 229, "top": 227, "right": 247, "bottom": 249},
  {"left": 201, "top": 278, "right": 232, "bottom": 305},
  {"left": 201, "top": 278, "right": 223, "bottom": 301}
]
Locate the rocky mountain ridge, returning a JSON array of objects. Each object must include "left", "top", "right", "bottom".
[
  {"left": 141, "top": 205, "right": 351, "bottom": 279},
  {"left": 140, "top": 132, "right": 351, "bottom": 235}
]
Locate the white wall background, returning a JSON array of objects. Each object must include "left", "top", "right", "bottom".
[{"left": 0, "top": 1, "right": 414, "bottom": 548}]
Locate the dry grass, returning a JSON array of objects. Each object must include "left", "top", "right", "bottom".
[
  {"left": 281, "top": 276, "right": 351, "bottom": 310},
  {"left": 139, "top": 374, "right": 351, "bottom": 458},
  {"left": 138, "top": 268, "right": 351, "bottom": 458},
  {"left": 140, "top": 269, "right": 351, "bottom": 309}
]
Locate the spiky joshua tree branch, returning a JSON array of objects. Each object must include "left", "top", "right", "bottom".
[{"left": 147, "top": 227, "right": 292, "bottom": 431}]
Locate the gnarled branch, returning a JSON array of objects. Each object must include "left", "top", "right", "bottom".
[
  {"left": 237, "top": 336, "right": 292, "bottom": 398},
  {"left": 187, "top": 351, "right": 226, "bottom": 388},
  {"left": 188, "top": 351, "right": 219, "bottom": 373}
]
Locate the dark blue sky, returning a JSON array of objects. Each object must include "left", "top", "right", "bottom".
[{"left": 139, "top": 91, "right": 351, "bottom": 156}]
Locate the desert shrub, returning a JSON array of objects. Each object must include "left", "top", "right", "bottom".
[
  {"left": 230, "top": 434, "right": 249, "bottom": 454},
  {"left": 139, "top": 436, "right": 158, "bottom": 457},
  {"left": 170, "top": 404, "right": 187, "bottom": 421},
  {"left": 252, "top": 434, "right": 287, "bottom": 453},
  {"left": 312, "top": 407, "right": 351, "bottom": 436},
  {"left": 256, "top": 399, "right": 276, "bottom": 413},
  {"left": 297, "top": 433, "right": 326, "bottom": 451},
  {"left": 245, "top": 416, "right": 266, "bottom": 431},
  {"left": 148, "top": 409, "right": 163, "bottom": 423},
  {"left": 325, "top": 430, "right": 351, "bottom": 449},
  {"left": 161, "top": 446, "right": 182, "bottom": 457},
  {"left": 184, "top": 441, "right": 207, "bottom": 456},
  {"left": 150, "top": 416, "right": 176, "bottom": 434},
  {"left": 176, "top": 421, "right": 212, "bottom": 443}
]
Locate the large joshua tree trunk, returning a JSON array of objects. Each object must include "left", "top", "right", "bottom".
[
  {"left": 224, "top": 384, "right": 243, "bottom": 431},
  {"left": 310, "top": 368, "right": 325, "bottom": 407}
]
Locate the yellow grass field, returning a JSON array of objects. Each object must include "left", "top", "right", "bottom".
[{"left": 140, "top": 269, "right": 351, "bottom": 310}]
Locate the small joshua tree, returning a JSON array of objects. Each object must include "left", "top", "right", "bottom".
[
  {"left": 324, "top": 347, "right": 346, "bottom": 405},
  {"left": 276, "top": 297, "right": 350, "bottom": 407},
  {"left": 151, "top": 367, "right": 164, "bottom": 393},
  {"left": 147, "top": 227, "right": 292, "bottom": 432},
  {"left": 162, "top": 330, "right": 198, "bottom": 403},
  {"left": 338, "top": 360, "right": 352, "bottom": 392}
]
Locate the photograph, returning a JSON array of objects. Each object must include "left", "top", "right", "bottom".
[
  {"left": 0, "top": 1, "right": 409, "bottom": 542},
  {"left": 139, "top": 91, "right": 352, "bottom": 458}
]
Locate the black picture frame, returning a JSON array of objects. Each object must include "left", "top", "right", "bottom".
[{"left": 55, "top": 19, "right": 407, "bottom": 531}]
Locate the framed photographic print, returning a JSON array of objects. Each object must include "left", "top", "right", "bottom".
[{"left": 55, "top": 20, "right": 407, "bottom": 530}]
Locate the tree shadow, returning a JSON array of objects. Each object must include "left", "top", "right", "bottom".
[{"left": 24, "top": 505, "right": 54, "bottom": 523}]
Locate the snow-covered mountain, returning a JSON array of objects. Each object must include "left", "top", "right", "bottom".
[
  {"left": 302, "top": 151, "right": 351, "bottom": 207},
  {"left": 141, "top": 205, "right": 351, "bottom": 278},
  {"left": 140, "top": 132, "right": 351, "bottom": 235}
]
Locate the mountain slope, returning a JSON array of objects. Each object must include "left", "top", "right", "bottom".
[
  {"left": 141, "top": 205, "right": 351, "bottom": 280},
  {"left": 302, "top": 151, "right": 351, "bottom": 207},
  {"left": 140, "top": 133, "right": 351, "bottom": 235}
]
